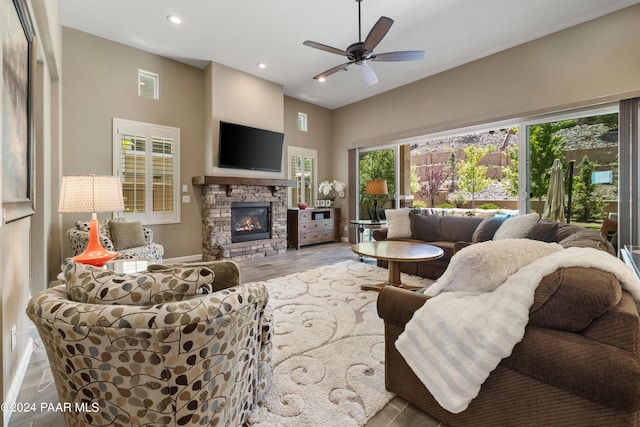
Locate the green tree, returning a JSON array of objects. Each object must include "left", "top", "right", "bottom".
[
  {"left": 457, "top": 145, "right": 494, "bottom": 209},
  {"left": 448, "top": 151, "right": 457, "bottom": 192},
  {"left": 529, "top": 121, "right": 574, "bottom": 211},
  {"left": 359, "top": 149, "right": 395, "bottom": 212},
  {"left": 572, "top": 155, "right": 606, "bottom": 222}
]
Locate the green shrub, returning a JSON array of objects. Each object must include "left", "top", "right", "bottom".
[
  {"left": 448, "top": 192, "right": 467, "bottom": 208},
  {"left": 412, "top": 200, "right": 427, "bottom": 208},
  {"left": 478, "top": 203, "right": 500, "bottom": 210},
  {"left": 436, "top": 203, "right": 456, "bottom": 209}
]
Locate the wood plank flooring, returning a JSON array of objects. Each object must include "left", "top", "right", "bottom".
[{"left": 10, "top": 242, "right": 442, "bottom": 427}]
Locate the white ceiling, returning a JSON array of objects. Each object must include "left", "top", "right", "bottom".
[{"left": 59, "top": 0, "right": 639, "bottom": 110}]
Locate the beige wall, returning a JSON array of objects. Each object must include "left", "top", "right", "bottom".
[
  {"left": 1, "top": 0, "right": 62, "bottom": 422},
  {"left": 282, "top": 97, "right": 346, "bottom": 228},
  {"left": 61, "top": 28, "right": 206, "bottom": 261},
  {"left": 332, "top": 4, "right": 640, "bottom": 221},
  {"left": 283, "top": 96, "right": 333, "bottom": 182},
  {"left": 204, "top": 61, "right": 284, "bottom": 177}
]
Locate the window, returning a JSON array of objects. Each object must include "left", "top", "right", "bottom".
[
  {"left": 288, "top": 147, "right": 317, "bottom": 207},
  {"left": 297, "top": 112, "right": 308, "bottom": 132},
  {"left": 113, "top": 118, "right": 180, "bottom": 224},
  {"left": 138, "top": 69, "right": 159, "bottom": 99}
]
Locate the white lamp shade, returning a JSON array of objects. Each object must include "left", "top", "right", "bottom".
[{"left": 58, "top": 175, "right": 124, "bottom": 213}]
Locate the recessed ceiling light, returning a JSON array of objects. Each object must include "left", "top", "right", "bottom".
[
  {"left": 167, "top": 15, "right": 182, "bottom": 25},
  {"left": 318, "top": 77, "right": 326, "bottom": 82},
  {"left": 257, "top": 62, "right": 267, "bottom": 69}
]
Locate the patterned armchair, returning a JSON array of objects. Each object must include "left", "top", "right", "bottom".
[
  {"left": 27, "top": 259, "right": 272, "bottom": 426},
  {"left": 66, "top": 219, "right": 164, "bottom": 264}
]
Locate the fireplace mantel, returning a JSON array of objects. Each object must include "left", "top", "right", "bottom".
[{"left": 192, "top": 176, "right": 296, "bottom": 196}]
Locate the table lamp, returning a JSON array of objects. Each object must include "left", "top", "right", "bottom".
[
  {"left": 366, "top": 179, "right": 388, "bottom": 222},
  {"left": 58, "top": 175, "right": 124, "bottom": 266}
]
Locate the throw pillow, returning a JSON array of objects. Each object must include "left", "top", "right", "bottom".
[
  {"left": 148, "top": 260, "right": 240, "bottom": 292},
  {"left": 527, "top": 221, "right": 559, "bottom": 243},
  {"left": 109, "top": 220, "right": 147, "bottom": 250},
  {"left": 385, "top": 209, "right": 413, "bottom": 239},
  {"left": 423, "top": 239, "right": 563, "bottom": 296},
  {"left": 493, "top": 213, "right": 540, "bottom": 240},
  {"left": 409, "top": 211, "right": 442, "bottom": 241},
  {"left": 63, "top": 258, "right": 215, "bottom": 305},
  {"left": 471, "top": 216, "right": 506, "bottom": 243}
]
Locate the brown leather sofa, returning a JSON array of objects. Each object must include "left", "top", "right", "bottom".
[{"left": 376, "top": 215, "right": 639, "bottom": 425}]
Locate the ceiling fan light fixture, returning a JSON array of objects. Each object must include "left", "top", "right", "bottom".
[
  {"left": 303, "top": 0, "right": 424, "bottom": 84},
  {"left": 167, "top": 15, "right": 182, "bottom": 25}
]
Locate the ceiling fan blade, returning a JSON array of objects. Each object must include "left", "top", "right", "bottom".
[
  {"left": 303, "top": 40, "right": 347, "bottom": 56},
  {"left": 358, "top": 62, "right": 378, "bottom": 85},
  {"left": 372, "top": 50, "right": 425, "bottom": 62},
  {"left": 313, "top": 62, "right": 353, "bottom": 80},
  {"left": 363, "top": 16, "right": 394, "bottom": 52}
]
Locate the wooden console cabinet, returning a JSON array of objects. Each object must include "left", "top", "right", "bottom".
[{"left": 287, "top": 208, "right": 340, "bottom": 249}]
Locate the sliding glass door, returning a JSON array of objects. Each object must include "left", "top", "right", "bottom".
[
  {"left": 357, "top": 147, "right": 397, "bottom": 220},
  {"left": 351, "top": 100, "right": 640, "bottom": 251},
  {"left": 522, "top": 105, "right": 619, "bottom": 238}
]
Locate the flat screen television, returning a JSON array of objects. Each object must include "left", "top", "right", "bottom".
[{"left": 218, "top": 121, "right": 284, "bottom": 172}]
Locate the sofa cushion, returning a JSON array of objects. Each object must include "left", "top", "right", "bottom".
[
  {"left": 527, "top": 221, "right": 559, "bottom": 242},
  {"left": 424, "top": 239, "right": 563, "bottom": 296},
  {"left": 493, "top": 213, "right": 539, "bottom": 240},
  {"left": 108, "top": 220, "right": 147, "bottom": 250},
  {"left": 530, "top": 266, "right": 622, "bottom": 331},
  {"left": 582, "top": 292, "right": 640, "bottom": 353},
  {"left": 62, "top": 258, "right": 215, "bottom": 305},
  {"left": 471, "top": 216, "right": 506, "bottom": 243},
  {"left": 386, "top": 209, "right": 413, "bottom": 239},
  {"left": 409, "top": 211, "right": 442, "bottom": 241},
  {"left": 438, "top": 216, "right": 484, "bottom": 242}
]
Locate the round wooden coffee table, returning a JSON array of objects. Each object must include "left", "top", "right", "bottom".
[{"left": 352, "top": 241, "right": 444, "bottom": 291}]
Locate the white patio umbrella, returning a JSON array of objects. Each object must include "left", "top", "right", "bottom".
[{"left": 543, "top": 158, "right": 565, "bottom": 222}]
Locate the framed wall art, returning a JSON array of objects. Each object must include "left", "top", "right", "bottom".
[{"left": 2, "top": 0, "right": 36, "bottom": 223}]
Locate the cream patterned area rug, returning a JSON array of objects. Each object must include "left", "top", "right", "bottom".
[{"left": 247, "top": 260, "right": 431, "bottom": 427}]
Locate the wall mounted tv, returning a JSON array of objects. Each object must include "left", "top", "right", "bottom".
[{"left": 218, "top": 121, "right": 285, "bottom": 172}]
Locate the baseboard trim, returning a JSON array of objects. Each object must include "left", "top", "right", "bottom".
[
  {"left": 4, "top": 338, "right": 34, "bottom": 427},
  {"left": 163, "top": 254, "right": 203, "bottom": 264}
]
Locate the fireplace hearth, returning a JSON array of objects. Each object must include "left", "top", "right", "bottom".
[{"left": 231, "top": 202, "right": 271, "bottom": 243}]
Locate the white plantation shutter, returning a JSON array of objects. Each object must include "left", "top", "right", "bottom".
[
  {"left": 114, "top": 118, "right": 180, "bottom": 224},
  {"left": 288, "top": 147, "right": 317, "bottom": 207}
]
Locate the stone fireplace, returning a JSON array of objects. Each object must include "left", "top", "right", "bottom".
[{"left": 193, "top": 176, "right": 296, "bottom": 260}]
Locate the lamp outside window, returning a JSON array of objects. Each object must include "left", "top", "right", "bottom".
[
  {"left": 58, "top": 175, "right": 124, "bottom": 266},
  {"left": 366, "top": 179, "right": 388, "bottom": 222}
]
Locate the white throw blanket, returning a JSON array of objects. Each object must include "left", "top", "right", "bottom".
[{"left": 395, "top": 247, "right": 640, "bottom": 414}]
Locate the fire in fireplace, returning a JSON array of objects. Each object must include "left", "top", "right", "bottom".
[{"left": 231, "top": 202, "right": 271, "bottom": 243}]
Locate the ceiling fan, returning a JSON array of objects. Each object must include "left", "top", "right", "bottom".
[{"left": 303, "top": 0, "right": 425, "bottom": 85}]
